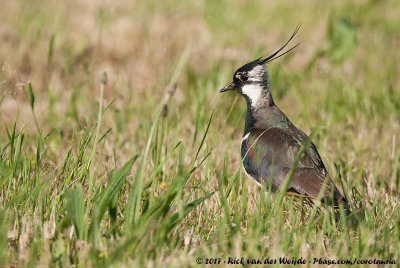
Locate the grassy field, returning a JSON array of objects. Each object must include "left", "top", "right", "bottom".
[{"left": 1, "top": 0, "right": 400, "bottom": 267}]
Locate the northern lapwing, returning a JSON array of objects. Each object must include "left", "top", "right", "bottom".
[{"left": 220, "top": 26, "right": 348, "bottom": 209}]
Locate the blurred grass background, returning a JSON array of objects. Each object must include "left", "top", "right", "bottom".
[{"left": 1, "top": 0, "right": 400, "bottom": 266}]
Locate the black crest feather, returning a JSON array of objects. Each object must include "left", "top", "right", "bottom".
[{"left": 259, "top": 23, "right": 302, "bottom": 64}]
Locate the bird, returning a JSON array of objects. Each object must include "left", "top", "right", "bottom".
[{"left": 220, "top": 26, "right": 349, "bottom": 210}]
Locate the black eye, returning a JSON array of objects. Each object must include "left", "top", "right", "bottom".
[{"left": 240, "top": 74, "right": 248, "bottom": 81}]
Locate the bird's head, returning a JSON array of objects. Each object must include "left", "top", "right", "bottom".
[
  {"left": 220, "top": 25, "right": 301, "bottom": 107},
  {"left": 220, "top": 59, "right": 270, "bottom": 105}
]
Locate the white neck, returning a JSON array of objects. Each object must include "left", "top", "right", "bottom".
[{"left": 241, "top": 84, "right": 263, "bottom": 107}]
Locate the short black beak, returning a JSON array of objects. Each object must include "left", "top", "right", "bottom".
[{"left": 220, "top": 82, "right": 236, "bottom": 93}]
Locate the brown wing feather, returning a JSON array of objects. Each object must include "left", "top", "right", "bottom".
[
  {"left": 248, "top": 128, "right": 344, "bottom": 203},
  {"left": 249, "top": 128, "right": 321, "bottom": 169}
]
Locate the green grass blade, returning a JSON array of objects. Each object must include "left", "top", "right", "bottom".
[
  {"left": 47, "top": 34, "right": 55, "bottom": 66},
  {"left": 193, "top": 111, "right": 214, "bottom": 164},
  {"left": 90, "top": 155, "right": 138, "bottom": 246},
  {"left": 8, "top": 122, "right": 16, "bottom": 167},
  {"left": 65, "top": 185, "right": 85, "bottom": 240},
  {"left": 125, "top": 114, "right": 160, "bottom": 228},
  {"left": 11, "top": 131, "right": 24, "bottom": 176},
  {"left": 167, "top": 191, "right": 215, "bottom": 231},
  {"left": 26, "top": 82, "right": 35, "bottom": 110},
  {"left": 0, "top": 210, "right": 8, "bottom": 266}
]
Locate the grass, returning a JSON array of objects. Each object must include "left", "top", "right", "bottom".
[{"left": 1, "top": 0, "right": 400, "bottom": 266}]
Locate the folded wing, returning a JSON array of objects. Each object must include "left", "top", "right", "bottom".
[{"left": 242, "top": 127, "right": 344, "bottom": 203}]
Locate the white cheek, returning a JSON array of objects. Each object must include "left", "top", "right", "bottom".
[{"left": 242, "top": 84, "right": 262, "bottom": 105}]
